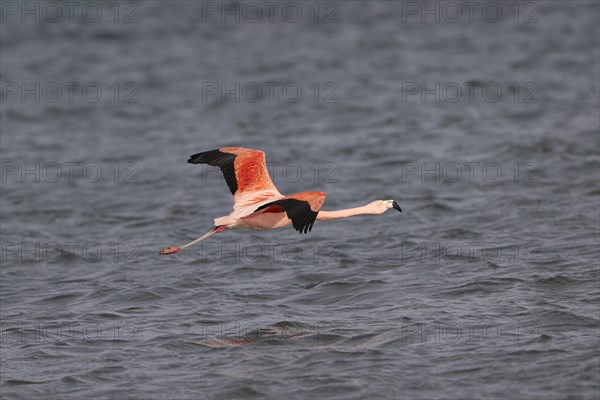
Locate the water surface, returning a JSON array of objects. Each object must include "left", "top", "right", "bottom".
[{"left": 1, "top": 2, "right": 599, "bottom": 399}]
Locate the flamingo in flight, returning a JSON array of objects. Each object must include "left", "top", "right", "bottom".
[{"left": 160, "top": 147, "right": 402, "bottom": 255}]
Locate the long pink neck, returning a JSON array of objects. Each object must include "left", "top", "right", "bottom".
[{"left": 317, "top": 204, "right": 374, "bottom": 221}]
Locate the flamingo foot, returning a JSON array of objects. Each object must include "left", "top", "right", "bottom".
[{"left": 160, "top": 246, "right": 181, "bottom": 255}]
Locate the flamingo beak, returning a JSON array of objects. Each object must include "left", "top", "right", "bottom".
[
  {"left": 160, "top": 247, "right": 181, "bottom": 255},
  {"left": 392, "top": 201, "right": 402, "bottom": 212}
]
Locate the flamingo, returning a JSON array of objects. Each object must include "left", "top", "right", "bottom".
[{"left": 159, "top": 147, "right": 402, "bottom": 255}]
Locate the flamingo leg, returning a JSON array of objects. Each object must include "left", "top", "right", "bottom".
[{"left": 159, "top": 226, "right": 228, "bottom": 255}]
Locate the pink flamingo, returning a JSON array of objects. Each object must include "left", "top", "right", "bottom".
[{"left": 160, "top": 147, "right": 402, "bottom": 255}]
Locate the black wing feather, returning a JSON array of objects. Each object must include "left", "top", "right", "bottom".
[
  {"left": 188, "top": 149, "right": 238, "bottom": 195},
  {"left": 255, "top": 198, "right": 318, "bottom": 234}
]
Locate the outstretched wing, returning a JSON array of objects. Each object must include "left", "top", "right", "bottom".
[
  {"left": 188, "top": 147, "right": 282, "bottom": 206},
  {"left": 254, "top": 192, "right": 326, "bottom": 234}
]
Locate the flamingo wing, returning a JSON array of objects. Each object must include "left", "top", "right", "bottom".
[
  {"left": 188, "top": 147, "right": 282, "bottom": 207},
  {"left": 254, "top": 192, "right": 326, "bottom": 234}
]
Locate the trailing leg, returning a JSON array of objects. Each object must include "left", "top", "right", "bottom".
[{"left": 159, "top": 225, "right": 228, "bottom": 255}]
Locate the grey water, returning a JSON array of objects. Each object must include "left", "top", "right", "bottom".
[{"left": 1, "top": 1, "right": 599, "bottom": 399}]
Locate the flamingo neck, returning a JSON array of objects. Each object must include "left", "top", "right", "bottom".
[{"left": 316, "top": 204, "right": 375, "bottom": 221}]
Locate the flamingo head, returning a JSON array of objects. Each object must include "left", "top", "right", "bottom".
[{"left": 369, "top": 200, "right": 402, "bottom": 214}]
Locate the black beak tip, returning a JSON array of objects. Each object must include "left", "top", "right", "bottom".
[{"left": 392, "top": 200, "right": 402, "bottom": 212}]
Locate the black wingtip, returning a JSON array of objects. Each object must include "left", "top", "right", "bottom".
[
  {"left": 187, "top": 149, "right": 225, "bottom": 164},
  {"left": 392, "top": 200, "right": 402, "bottom": 212},
  {"left": 187, "top": 154, "right": 200, "bottom": 164},
  {"left": 186, "top": 150, "right": 239, "bottom": 195}
]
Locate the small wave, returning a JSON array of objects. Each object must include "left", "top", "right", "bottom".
[
  {"left": 526, "top": 310, "right": 599, "bottom": 329},
  {"left": 60, "top": 375, "right": 86, "bottom": 385},
  {"left": 443, "top": 278, "right": 524, "bottom": 296},
  {"left": 33, "top": 292, "right": 85, "bottom": 304},
  {"left": 413, "top": 202, "right": 454, "bottom": 212},
  {"left": 4, "top": 379, "right": 50, "bottom": 386},
  {"left": 533, "top": 275, "right": 578, "bottom": 286}
]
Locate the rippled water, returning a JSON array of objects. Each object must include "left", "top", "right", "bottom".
[{"left": 1, "top": 1, "right": 599, "bottom": 399}]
